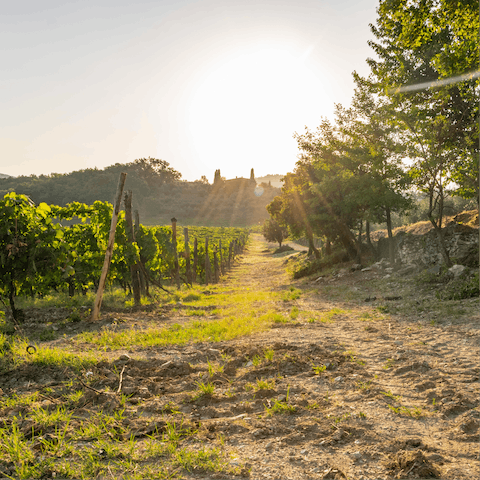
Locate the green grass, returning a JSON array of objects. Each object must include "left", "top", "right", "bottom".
[
  {"left": 1, "top": 335, "right": 98, "bottom": 374},
  {"left": 0, "top": 413, "right": 240, "bottom": 479}
]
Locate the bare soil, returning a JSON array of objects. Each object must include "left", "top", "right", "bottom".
[{"left": 1, "top": 234, "right": 479, "bottom": 480}]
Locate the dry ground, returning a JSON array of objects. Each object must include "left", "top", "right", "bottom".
[{"left": 1, "top": 234, "right": 479, "bottom": 480}]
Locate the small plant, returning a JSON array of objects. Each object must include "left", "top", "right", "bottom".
[
  {"left": 67, "top": 308, "right": 82, "bottom": 322},
  {"left": 252, "top": 354, "right": 262, "bottom": 366},
  {"left": 383, "top": 358, "right": 395, "bottom": 369},
  {"left": 388, "top": 404, "right": 422, "bottom": 417},
  {"left": 256, "top": 378, "right": 275, "bottom": 390},
  {"left": 312, "top": 364, "right": 326, "bottom": 375},
  {"left": 358, "top": 411, "right": 367, "bottom": 418},
  {"left": 282, "top": 287, "right": 302, "bottom": 302},
  {"left": 191, "top": 381, "right": 214, "bottom": 400},
  {"left": 289, "top": 306, "right": 299, "bottom": 320},
  {"left": 264, "top": 348, "right": 274, "bottom": 361},
  {"left": 356, "top": 380, "right": 371, "bottom": 391},
  {"left": 307, "top": 317, "right": 316, "bottom": 323},
  {"left": 207, "top": 361, "right": 224, "bottom": 376},
  {"left": 265, "top": 400, "right": 296, "bottom": 416},
  {"left": 381, "top": 390, "right": 401, "bottom": 402},
  {"left": 329, "top": 412, "right": 350, "bottom": 429}
]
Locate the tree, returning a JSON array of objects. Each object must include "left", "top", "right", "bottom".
[
  {"left": 262, "top": 218, "right": 288, "bottom": 247},
  {"left": 363, "top": 0, "right": 479, "bottom": 264}
]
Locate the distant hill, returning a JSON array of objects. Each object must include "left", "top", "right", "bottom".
[
  {"left": 256, "top": 174, "right": 284, "bottom": 189},
  {"left": 0, "top": 161, "right": 281, "bottom": 227},
  {"left": 0, "top": 173, "right": 12, "bottom": 179}
]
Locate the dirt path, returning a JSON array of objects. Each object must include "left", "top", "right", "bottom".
[
  {"left": 1, "top": 234, "right": 478, "bottom": 480},
  {"left": 209, "top": 235, "right": 480, "bottom": 480}
]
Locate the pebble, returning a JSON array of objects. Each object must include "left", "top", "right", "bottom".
[
  {"left": 245, "top": 361, "right": 253, "bottom": 367},
  {"left": 119, "top": 354, "right": 131, "bottom": 362},
  {"left": 334, "top": 376, "right": 343, "bottom": 382}
]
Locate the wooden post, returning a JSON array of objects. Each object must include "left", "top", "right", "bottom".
[
  {"left": 91, "top": 172, "right": 127, "bottom": 321},
  {"left": 219, "top": 239, "right": 225, "bottom": 275},
  {"left": 125, "top": 191, "right": 141, "bottom": 306},
  {"left": 228, "top": 241, "right": 233, "bottom": 269},
  {"left": 193, "top": 237, "right": 198, "bottom": 283},
  {"left": 184, "top": 227, "right": 192, "bottom": 285},
  {"left": 171, "top": 218, "right": 180, "bottom": 288},
  {"left": 134, "top": 210, "right": 147, "bottom": 296},
  {"left": 213, "top": 248, "right": 219, "bottom": 283},
  {"left": 205, "top": 237, "right": 212, "bottom": 285}
]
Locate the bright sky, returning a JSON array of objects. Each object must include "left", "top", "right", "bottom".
[{"left": 1, "top": 0, "right": 378, "bottom": 182}]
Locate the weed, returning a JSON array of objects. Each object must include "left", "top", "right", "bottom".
[
  {"left": 289, "top": 306, "right": 300, "bottom": 320},
  {"left": 207, "top": 361, "right": 224, "bottom": 376},
  {"left": 264, "top": 348, "right": 274, "bottom": 361},
  {"left": 265, "top": 400, "right": 296, "bottom": 416},
  {"left": 192, "top": 381, "right": 214, "bottom": 400},
  {"left": 356, "top": 380, "right": 372, "bottom": 391},
  {"left": 255, "top": 378, "right": 275, "bottom": 390},
  {"left": 329, "top": 412, "right": 351, "bottom": 428},
  {"left": 358, "top": 411, "right": 367, "bottom": 418},
  {"left": 252, "top": 354, "right": 262, "bottom": 366},
  {"left": 282, "top": 287, "right": 302, "bottom": 302},
  {"left": 383, "top": 358, "right": 395, "bottom": 369},
  {"left": 312, "top": 364, "right": 326, "bottom": 375},
  {"left": 381, "top": 390, "right": 402, "bottom": 402},
  {"left": 388, "top": 405, "right": 423, "bottom": 417}
]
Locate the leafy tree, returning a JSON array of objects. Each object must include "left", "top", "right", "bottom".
[{"left": 262, "top": 218, "right": 288, "bottom": 247}]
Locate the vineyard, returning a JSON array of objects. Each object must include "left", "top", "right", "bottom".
[{"left": 0, "top": 192, "right": 249, "bottom": 322}]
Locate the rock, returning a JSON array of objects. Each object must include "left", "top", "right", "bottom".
[
  {"left": 334, "top": 376, "right": 343, "bottom": 382},
  {"left": 119, "top": 354, "right": 131, "bottom": 362},
  {"left": 245, "top": 360, "right": 253, "bottom": 367},
  {"left": 427, "top": 265, "right": 441, "bottom": 276},
  {"left": 351, "top": 264, "right": 362, "bottom": 271},
  {"left": 397, "top": 264, "right": 417, "bottom": 275},
  {"left": 448, "top": 264, "right": 467, "bottom": 278},
  {"left": 351, "top": 451, "right": 362, "bottom": 460},
  {"left": 361, "top": 267, "right": 372, "bottom": 272}
]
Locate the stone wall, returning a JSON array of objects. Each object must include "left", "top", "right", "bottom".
[{"left": 377, "top": 223, "right": 479, "bottom": 267}]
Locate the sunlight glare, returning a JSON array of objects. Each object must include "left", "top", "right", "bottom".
[{"left": 186, "top": 44, "right": 328, "bottom": 176}]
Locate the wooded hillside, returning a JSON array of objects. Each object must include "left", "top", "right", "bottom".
[{"left": 0, "top": 159, "right": 280, "bottom": 226}]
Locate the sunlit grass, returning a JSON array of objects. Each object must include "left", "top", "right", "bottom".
[
  {"left": 1, "top": 335, "right": 98, "bottom": 373},
  {"left": 78, "top": 310, "right": 281, "bottom": 349}
]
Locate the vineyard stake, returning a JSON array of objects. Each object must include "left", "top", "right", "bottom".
[
  {"left": 125, "top": 191, "right": 141, "bottom": 306},
  {"left": 171, "top": 218, "right": 180, "bottom": 288},
  {"left": 184, "top": 227, "right": 192, "bottom": 285},
  {"left": 192, "top": 237, "right": 198, "bottom": 283},
  {"left": 205, "top": 237, "right": 212, "bottom": 285},
  {"left": 91, "top": 172, "right": 127, "bottom": 321}
]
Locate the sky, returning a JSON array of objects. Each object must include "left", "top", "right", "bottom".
[{"left": 1, "top": 0, "right": 379, "bottom": 182}]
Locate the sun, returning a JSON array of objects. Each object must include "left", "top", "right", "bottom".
[{"left": 185, "top": 44, "right": 328, "bottom": 177}]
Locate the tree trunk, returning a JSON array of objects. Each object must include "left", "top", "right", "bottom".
[
  {"left": 325, "top": 238, "right": 332, "bottom": 256},
  {"left": 385, "top": 207, "right": 395, "bottom": 265},
  {"left": 307, "top": 231, "right": 320, "bottom": 259},
  {"left": 8, "top": 279, "right": 20, "bottom": 323},
  {"left": 356, "top": 220, "right": 363, "bottom": 264}
]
